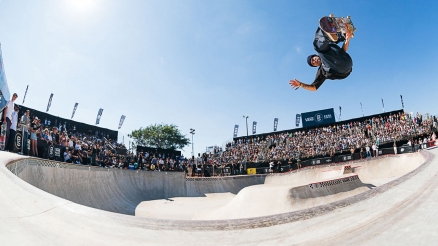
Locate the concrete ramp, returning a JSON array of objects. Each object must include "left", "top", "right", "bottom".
[
  {"left": 13, "top": 158, "right": 265, "bottom": 215},
  {"left": 193, "top": 174, "right": 368, "bottom": 220},
  {"left": 264, "top": 164, "right": 346, "bottom": 185},
  {"left": 351, "top": 154, "right": 424, "bottom": 185}
]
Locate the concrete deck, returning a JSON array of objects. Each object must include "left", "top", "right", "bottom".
[{"left": 1, "top": 149, "right": 438, "bottom": 245}]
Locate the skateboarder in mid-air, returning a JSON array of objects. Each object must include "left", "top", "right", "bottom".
[{"left": 289, "top": 27, "right": 353, "bottom": 91}]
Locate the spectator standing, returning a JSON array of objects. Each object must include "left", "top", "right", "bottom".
[
  {"left": 269, "top": 161, "right": 274, "bottom": 173},
  {"left": 3, "top": 93, "right": 18, "bottom": 147},
  {"left": 6, "top": 104, "right": 19, "bottom": 152},
  {"left": 51, "top": 127, "right": 60, "bottom": 145},
  {"left": 365, "top": 145, "right": 371, "bottom": 158},
  {"left": 372, "top": 143, "right": 378, "bottom": 157},
  {"left": 30, "top": 117, "right": 39, "bottom": 157},
  {"left": 59, "top": 131, "right": 68, "bottom": 147},
  {"left": 20, "top": 110, "right": 30, "bottom": 126}
]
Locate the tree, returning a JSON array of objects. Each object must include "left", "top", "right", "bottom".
[{"left": 128, "top": 123, "right": 190, "bottom": 150}]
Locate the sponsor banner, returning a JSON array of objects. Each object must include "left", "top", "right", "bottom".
[
  {"left": 397, "top": 146, "right": 413, "bottom": 154},
  {"left": 301, "top": 108, "right": 336, "bottom": 128},
  {"left": 233, "top": 125, "right": 239, "bottom": 138},
  {"left": 13, "top": 131, "right": 22, "bottom": 153},
  {"left": 380, "top": 148, "right": 395, "bottom": 155},
  {"left": 48, "top": 145, "right": 55, "bottom": 160},
  {"left": 247, "top": 168, "right": 256, "bottom": 175},
  {"left": 333, "top": 154, "right": 353, "bottom": 163},
  {"left": 273, "top": 118, "right": 278, "bottom": 131},
  {"left": 380, "top": 146, "right": 413, "bottom": 155},
  {"left": 295, "top": 114, "right": 300, "bottom": 127},
  {"left": 252, "top": 121, "right": 257, "bottom": 135},
  {"left": 310, "top": 157, "right": 333, "bottom": 165},
  {"left": 256, "top": 167, "right": 270, "bottom": 174},
  {"left": 279, "top": 165, "right": 290, "bottom": 173},
  {"left": 47, "top": 144, "right": 66, "bottom": 161},
  {"left": 223, "top": 167, "right": 231, "bottom": 174}
]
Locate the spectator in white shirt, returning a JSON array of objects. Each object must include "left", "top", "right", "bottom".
[
  {"left": 3, "top": 93, "right": 18, "bottom": 147},
  {"left": 6, "top": 104, "right": 19, "bottom": 152}
]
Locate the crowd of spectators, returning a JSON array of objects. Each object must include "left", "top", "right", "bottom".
[
  {"left": 37, "top": 111, "right": 438, "bottom": 177},
  {"left": 209, "top": 112, "right": 437, "bottom": 173},
  {"left": 14, "top": 109, "right": 129, "bottom": 167},
  {"left": 6, "top": 103, "right": 437, "bottom": 178}
]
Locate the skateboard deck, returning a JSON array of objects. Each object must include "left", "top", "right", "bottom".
[
  {"left": 0, "top": 122, "right": 6, "bottom": 150},
  {"left": 319, "top": 14, "right": 356, "bottom": 42}
]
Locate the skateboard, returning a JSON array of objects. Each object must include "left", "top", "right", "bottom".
[
  {"left": 0, "top": 122, "right": 6, "bottom": 150},
  {"left": 319, "top": 14, "right": 356, "bottom": 42}
]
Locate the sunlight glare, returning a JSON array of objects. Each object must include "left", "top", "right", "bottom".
[{"left": 67, "top": 0, "right": 98, "bottom": 12}]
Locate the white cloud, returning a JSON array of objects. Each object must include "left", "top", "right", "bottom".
[{"left": 295, "top": 46, "right": 301, "bottom": 53}]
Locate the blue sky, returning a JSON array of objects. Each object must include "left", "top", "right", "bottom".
[{"left": 0, "top": 0, "right": 437, "bottom": 157}]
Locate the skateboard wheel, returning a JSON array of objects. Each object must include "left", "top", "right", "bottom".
[
  {"left": 329, "top": 14, "right": 334, "bottom": 17},
  {"left": 347, "top": 15, "right": 351, "bottom": 19}
]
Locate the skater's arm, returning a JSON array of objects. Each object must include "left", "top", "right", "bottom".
[
  {"left": 289, "top": 69, "right": 326, "bottom": 91},
  {"left": 342, "top": 30, "right": 353, "bottom": 52},
  {"left": 289, "top": 79, "right": 317, "bottom": 91}
]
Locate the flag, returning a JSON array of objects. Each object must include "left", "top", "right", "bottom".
[
  {"left": 381, "top": 98, "right": 385, "bottom": 112},
  {"left": 118, "top": 115, "right": 126, "bottom": 129},
  {"left": 46, "top": 93, "right": 53, "bottom": 112},
  {"left": 400, "top": 95, "right": 404, "bottom": 109},
  {"left": 71, "top": 103, "right": 78, "bottom": 119},
  {"left": 252, "top": 121, "right": 257, "bottom": 134},
  {"left": 233, "top": 125, "right": 239, "bottom": 138},
  {"left": 22, "top": 85, "right": 28, "bottom": 104},
  {"left": 339, "top": 106, "right": 342, "bottom": 120},
  {"left": 96, "top": 108, "right": 104, "bottom": 125},
  {"left": 360, "top": 102, "right": 364, "bottom": 116},
  {"left": 273, "top": 118, "right": 278, "bottom": 131}
]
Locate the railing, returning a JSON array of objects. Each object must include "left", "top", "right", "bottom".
[{"left": 6, "top": 157, "right": 115, "bottom": 176}]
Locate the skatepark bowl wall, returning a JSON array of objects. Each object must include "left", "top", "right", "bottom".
[
  {"left": 6, "top": 157, "right": 267, "bottom": 215},
  {"left": 4, "top": 150, "right": 427, "bottom": 221}
]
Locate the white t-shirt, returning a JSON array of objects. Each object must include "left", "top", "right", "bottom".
[
  {"left": 10, "top": 111, "right": 18, "bottom": 131},
  {"left": 5, "top": 100, "right": 14, "bottom": 120}
]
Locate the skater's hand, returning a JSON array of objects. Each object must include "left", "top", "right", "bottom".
[
  {"left": 289, "top": 79, "right": 301, "bottom": 90},
  {"left": 345, "top": 29, "right": 353, "bottom": 41}
]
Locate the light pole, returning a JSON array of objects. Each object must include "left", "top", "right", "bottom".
[
  {"left": 190, "top": 128, "right": 195, "bottom": 159},
  {"left": 243, "top": 115, "right": 249, "bottom": 137}
]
